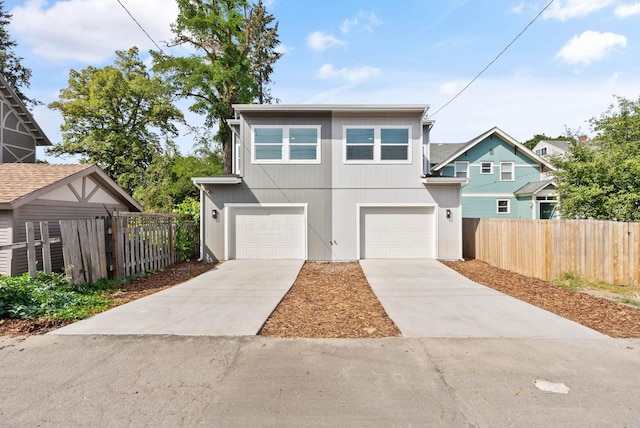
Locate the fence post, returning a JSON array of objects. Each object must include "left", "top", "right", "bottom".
[
  {"left": 26, "top": 222, "right": 37, "bottom": 279},
  {"left": 40, "top": 221, "right": 52, "bottom": 274},
  {"left": 168, "top": 217, "right": 174, "bottom": 263}
]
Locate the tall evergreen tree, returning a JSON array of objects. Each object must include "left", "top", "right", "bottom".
[
  {"left": 248, "top": 0, "right": 282, "bottom": 104},
  {"left": 0, "top": 1, "right": 38, "bottom": 106}
]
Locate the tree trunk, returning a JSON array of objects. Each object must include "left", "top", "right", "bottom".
[{"left": 223, "top": 138, "right": 233, "bottom": 174}]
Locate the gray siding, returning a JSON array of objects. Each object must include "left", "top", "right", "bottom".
[
  {"left": 237, "top": 112, "right": 333, "bottom": 190},
  {"left": 201, "top": 185, "right": 332, "bottom": 262},
  {"left": 0, "top": 212, "right": 10, "bottom": 275},
  {"left": 202, "top": 106, "right": 464, "bottom": 261},
  {"left": 11, "top": 200, "right": 128, "bottom": 276},
  {"left": 331, "top": 114, "right": 425, "bottom": 190}
]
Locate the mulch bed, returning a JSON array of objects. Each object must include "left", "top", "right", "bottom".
[
  {"left": 259, "top": 261, "right": 401, "bottom": 338},
  {"left": 441, "top": 259, "right": 640, "bottom": 338},
  {"left": 3, "top": 258, "right": 639, "bottom": 339}
]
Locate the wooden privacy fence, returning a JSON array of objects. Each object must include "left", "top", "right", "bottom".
[
  {"left": 110, "top": 212, "right": 199, "bottom": 280},
  {"left": 0, "top": 221, "right": 62, "bottom": 278},
  {"left": 1, "top": 214, "right": 199, "bottom": 284},
  {"left": 462, "top": 218, "right": 640, "bottom": 285}
]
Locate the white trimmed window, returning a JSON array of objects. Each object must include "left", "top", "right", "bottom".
[
  {"left": 454, "top": 161, "right": 469, "bottom": 178},
  {"left": 480, "top": 161, "right": 493, "bottom": 174},
  {"left": 253, "top": 126, "right": 321, "bottom": 163},
  {"left": 500, "top": 162, "right": 514, "bottom": 181},
  {"left": 497, "top": 199, "right": 510, "bottom": 214},
  {"left": 344, "top": 126, "right": 411, "bottom": 163}
]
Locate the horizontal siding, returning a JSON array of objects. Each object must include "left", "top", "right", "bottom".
[{"left": 0, "top": 212, "right": 10, "bottom": 276}]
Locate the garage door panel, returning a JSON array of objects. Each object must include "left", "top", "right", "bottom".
[
  {"left": 361, "top": 207, "right": 435, "bottom": 259},
  {"left": 230, "top": 207, "right": 305, "bottom": 259}
]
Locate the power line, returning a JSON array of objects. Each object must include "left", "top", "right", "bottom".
[
  {"left": 116, "top": 0, "right": 165, "bottom": 54},
  {"left": 429, "top": 0, "right": 555, "bottom": 118}
]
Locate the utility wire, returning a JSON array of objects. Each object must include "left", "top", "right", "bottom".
[
  {"left": 429, "top": 0, "right": 555, "bottom": 118},
  {"left": 116, "top": 0, "right": 165, "bottom": 53}
]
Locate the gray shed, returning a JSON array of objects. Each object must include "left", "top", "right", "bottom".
[{"left": 0, "top": 163, "right": 142, "bottom": 276}]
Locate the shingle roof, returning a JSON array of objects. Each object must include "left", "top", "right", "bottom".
[
  {"left": 0, "top": 163, "right": 94, "bottom": 204},
  {"left": 514, "top": 180, "right": 555, "bottom": 196},
  {"left": 541, "top": 140, "right": 571, "bottom": 151},
  {"left": 430, "top": 143, "right": 468, "bottom": 164}
]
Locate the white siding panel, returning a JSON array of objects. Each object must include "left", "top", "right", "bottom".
[
  {"left": 0, "top": 213, "right": 10, "bottom": 275},
  {"left": 361, "top": 206, "right": 435, "bottom": 259},
  {"left": 230, "top": 206, "right": 305, "bottom": 259}
]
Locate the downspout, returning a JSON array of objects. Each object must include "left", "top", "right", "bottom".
[{"left": 197, "top": 183, "right": 205, "bottom": 262}]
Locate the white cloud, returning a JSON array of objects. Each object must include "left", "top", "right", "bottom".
[
  {"left": 555, "top": 31, "right": 626, "bottom": 67},
  {"left": 510, "top": 1, "right": 539, "bottom": 15},
  {"left": 307, "top": 31, "right": 346, "bottom": 52},
  {"left": 615, "top": 2, "right": 640, "bottom": 17},
  {"left": 340, "top": 10, "right": 382, "bottom": 34},
  {"left": 340, "top": 18, "right": 358, "bottom": 34},
  {"left": 316, "top": 64, "right": 380, "bottom": 83},
  {"left": 9, "top": 0, "right": 178, "bottom": 63},
  {"left": 544, "top": 0, "right": 614, "bottom": 21}
]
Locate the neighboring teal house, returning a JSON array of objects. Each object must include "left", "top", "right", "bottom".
[{"left": 428, "top": 127, "right": 558, "bottom": 219}]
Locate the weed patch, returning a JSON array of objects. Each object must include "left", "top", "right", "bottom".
[{"left": 0, "top": 272, "right": 115, "bottom": 321}]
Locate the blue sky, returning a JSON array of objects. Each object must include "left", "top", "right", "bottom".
[{"left": 4, "top": 0, "right": 640, "bottom": 161}]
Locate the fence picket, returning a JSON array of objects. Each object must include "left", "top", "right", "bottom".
[{"left": 463, "top": 218, "right": 639, "bottom": 285}]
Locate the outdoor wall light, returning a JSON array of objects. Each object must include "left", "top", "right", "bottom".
[
  {"left": 446, "top": 209, "right": 452, "bottom": 219},
  {"left": 212, "top": 209, "right": 219, "bottom": 219}
]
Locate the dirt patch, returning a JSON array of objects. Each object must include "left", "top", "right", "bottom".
[
  {"left": 260, "top": 261, "right": 401, "bottom": 338},
  {"left": 0, "top": 261, "right": 216, "bottom": 337},
  {"left": 442, "top": 259, "right": 640, "bottom": 338}
]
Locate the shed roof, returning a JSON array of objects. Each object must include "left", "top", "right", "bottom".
[
  {"left": 514, "top": 180, "right": 555, "bottom": 196},
  {"left": 0, "top": 163, "right": 142, "bottom": 211}
]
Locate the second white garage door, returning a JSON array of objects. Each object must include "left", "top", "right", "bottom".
[
  {"left": 360, "top": 206, "right": 436, "bottom": 259},
  {"left": 228, "top": 206, "right": 306, "bottom": 259}
]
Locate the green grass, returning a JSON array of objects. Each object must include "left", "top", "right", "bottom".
[
  {"left": 554, "top": 272, "right": 640, "bottom": 308},
  {"left": 0, "top": 272, "right": 120, "bottom": 321}
]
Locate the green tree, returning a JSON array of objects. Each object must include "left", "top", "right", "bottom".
[
  {"left": 133, "top": 145, "right": 223, "bottom": 212},
  {"left": 248, "top": 0, "right": 282, "bottom": 104},
  {"left": 152, "top": 0, "right": 281, "bottom": 174},
  {"left": 48, "top": 47, "right": 184, "bottom": 194},
  {"left": 551, "top": 95, "right": 640, "bottom": 221},
  {"left": 0, "top": 1, "right": 38, "bottom": 106}
]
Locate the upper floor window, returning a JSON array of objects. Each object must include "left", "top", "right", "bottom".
[
  {"left": 454, "top": 161, "right": 469, "bottom": 178},
  {"left": 536, "top": 147, "right": 547, "bottom": 156},
  {"left": 253, "top": 126, "right": 320, "bottom": 164},
  {"left": 500, "top": 161, "right": 514, "bottom": 181},
  {"left": 480, "top": 161, "right": 493, "bottom": 174},
  {"left": 344, "top": 126, "right": 410, "bottom": 163}
]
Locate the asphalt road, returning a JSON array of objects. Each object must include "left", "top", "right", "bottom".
[{"left": 1, "top": 335, "right": 638, "bottom": 427}]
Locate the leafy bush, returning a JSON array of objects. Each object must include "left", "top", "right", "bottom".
[
  {"left": 173, "top": 198, "right": 200, "bottom": 261},
  {"left": 0, "top": 272, "right": 113, "bottom": 320}
]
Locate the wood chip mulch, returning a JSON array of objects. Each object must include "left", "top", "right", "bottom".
[
  {"left": 441, "top": 259, "right": 640, "bottom": 338},
  {"left": 259, "top": 261, "right": 401, "bottom": 338}
]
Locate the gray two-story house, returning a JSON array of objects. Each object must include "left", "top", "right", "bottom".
[{"left": 193, "top": 104, "right": 467, "bottom": 262}]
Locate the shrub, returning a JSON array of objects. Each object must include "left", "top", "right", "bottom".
[{"left": 0, "top": 272, "right": 113, "bottom": 320}]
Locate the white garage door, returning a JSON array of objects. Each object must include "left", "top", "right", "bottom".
[
  {"left": 229, "top": 206, "right": 306, "bottom": 259},
  {"left": 360, "top": 206, "right": 436, "bottom": 259}
]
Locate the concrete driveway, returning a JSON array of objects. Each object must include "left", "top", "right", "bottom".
[
  {"left": 361, "top": 259, "right": 607, "bottom": 339},
  {"left": 52, "top": 259, "right": 303, "bottom": 336}
]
